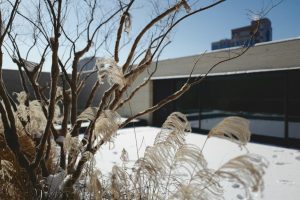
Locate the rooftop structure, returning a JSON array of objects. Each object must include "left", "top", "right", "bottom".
[{"left": 212, "top": 18, "right": 272, "bottom": 50}]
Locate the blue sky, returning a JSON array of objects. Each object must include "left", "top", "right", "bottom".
[
  {"left": 3, "top": 0, "right": 300, "bottom": 70},
  {"left": 160, "top": 0, "right": 300, "bottom": 59}
]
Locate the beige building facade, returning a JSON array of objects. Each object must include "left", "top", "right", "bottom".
[{"left": 117, "top": 37, "right": 300, "bottom": 125}]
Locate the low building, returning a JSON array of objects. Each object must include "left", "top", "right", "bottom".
[
  {"left": 119, "top": 37, "right": 300, "bottom": 148},
  {"left": 3, "top": 37, "right": 299, "bottom": 148}
]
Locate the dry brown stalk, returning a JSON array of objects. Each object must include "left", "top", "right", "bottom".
[{"left": 0, "top": 0, "right": 277, "bottom": 198}]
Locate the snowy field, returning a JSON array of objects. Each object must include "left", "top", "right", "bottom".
[{"left": 95, "top": 127, "right": 300, "bottom": 200}]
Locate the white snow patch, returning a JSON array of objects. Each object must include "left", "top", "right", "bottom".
[
  {"left": 46, "top": 171, "right": 66, "bottom": 197},
  {"left": 93, "top": 127, "right": 300, "bottom": 200}
]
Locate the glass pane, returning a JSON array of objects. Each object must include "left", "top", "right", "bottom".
[
  {"left": 289, "top": 120, "right": 300, "bottom": 139},
  {"left": 175, "top": 79, "right": 201, "bottom": 129},
  {"left": 288, "top": 71, "right": 300, "bottom": 139},
  {"left": 200, "top": 110, "right": 285, "bottom": 138},
  {"left": 173, "top": 71, "right": 288, "bottom": 138},
  {"left": 200, "top": 72, "right": 285, "bottom": 137}
]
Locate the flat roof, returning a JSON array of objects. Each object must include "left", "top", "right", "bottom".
[
  {"left": 150, "top": 37, "right": 300, "bottom": 79},
  {"left": 150, "top": 66, "right": 300, "bottom": 80}
]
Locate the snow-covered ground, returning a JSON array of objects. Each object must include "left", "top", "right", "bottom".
[{"left": 95, "top": 127, "right": 300, "bottom": 200}]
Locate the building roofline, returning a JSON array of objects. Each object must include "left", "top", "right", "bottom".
[
  {"left": 210, "top": 36, "right": 300, "bottom": 53},
  {"left": 155, "top": 37, "right": 300, "bottom": 63},
  {"left": 2, "top": 68, "right": 52, "bottom": 74},
  {"left": 231, "top": 25, "right": 252, "bottom": 33},
  {"left": 150, "top": 66, "right": 300, "bottom": 80},
  {"left": 254, "top": 36, "right": 300, "bottom": 46}
]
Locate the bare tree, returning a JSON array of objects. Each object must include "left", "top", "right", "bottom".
[{"left": 0, "top": 0, "right": 276, "bottom": 199}]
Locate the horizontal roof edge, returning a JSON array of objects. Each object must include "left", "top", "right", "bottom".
[
  {"left": 155, "top": 37, "right": 300, "bottom": 63},
  {"left": 150, "top": 66, "right": 300, "bottom": 80}
]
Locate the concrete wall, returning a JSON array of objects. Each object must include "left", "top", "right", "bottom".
[
  {"left": 77, "top": 70, "right": 153, "bottom": 123},
  {"left": 116, "top": 72, "right": 153, "bottom": 123},
  {"left": 2, "top": 68, "right": 153, "bottom": 123},
  {"left": 3, "top": 69, "right": 51, "bottom": 100},
  {"left": 77, "top": 72, "right": 107, "bottom": 112}
]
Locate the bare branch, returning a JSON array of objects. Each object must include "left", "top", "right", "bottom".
[
  {"left": 32, "top": 0, "right": 63, "bottom": 169},
  {"left": 122, "top": 1, "right": 187, "bottom": 73},
  {"left": 0, "top": 0, "right": 20, "bottom": 44},
  {"left": 114, "top": 0, "right": 135, "bottom": 63},
  {"left": 115, "top": 41, "right": 170, "bottom": 110}
]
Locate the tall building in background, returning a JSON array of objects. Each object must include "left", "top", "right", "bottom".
[{"left": 211, "top": 18, "right": 272, "bottom": 50}]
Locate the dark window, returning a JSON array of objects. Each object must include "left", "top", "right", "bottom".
[
  {"left": 173, "top": 72, "right": 286, "bottom": 137},
  {"left": 153, "top": 69, "right": 300, "bottom": 147},
  {"left": 288, "top": 70, "right": 300, "bottom": 139}
]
